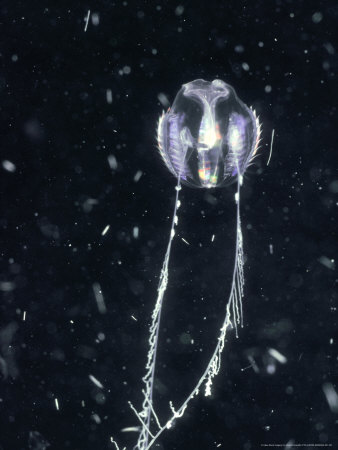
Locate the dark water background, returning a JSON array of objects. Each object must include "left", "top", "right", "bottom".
[{"left": 0, "top": 1, "right": 337, "bottom": 449}]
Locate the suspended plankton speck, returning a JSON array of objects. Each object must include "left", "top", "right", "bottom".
[
  {"left": 318, "top": 255, "right": 335, "bottom": 270},
  {"left": 101, "top": 225, "right": 110, "bottom": 236},
  {"left": 133, "top": 170, "right": 143, "bottom": 182},
  {"left": 23, "top": 311, "right": 26, "bottom": 321},
  {"left": 312, "top": 11, "right": 323, "bottom": 23},
  {"left": 131, "top": 315, "right": 137, "bottom": 321},
  {"left": 330, "top": 338, "right": 333, "bottom": 344},
  {"left": 92, "top": 282, "right": 107, "bottom": 314},
  {"left": 157, "top": 92, "right": 170, "bottom": 107},
  {"left": 107, "top": 154, "right": 118, "bottom": 170},
  {"left": 322, "top": 382, "right": 338, "bottom": 413},
  {"left": 89, "top": 374, "right": 104, "bottom": 389},
  {"left": 121, "top": 426, "right": 141, "bottom": 433},
  {"left": 84, "top": 10, "right": 90, "bottom": 32},
  {"left": 133, "top": 226, "right": 139, "bottom": 238},
  {"left": 175, "top": 5, "right": 184, "bottom": 16},
  {"left": 91, "top": 414, "right": 101, "bottom": 424},
  {"left": 174, "top": 215, "right": 178, "bottom": 225},
  {"left": 2, "top": 160, "right": 16, "bottom": 172},
  {"left": 268, "top": 348, "right": 287, "bottom": 364},
  {"left": 267, "top": 129, "right": 275, "bottom": 165},
  {"left": 91, "top": 12, "right": 100, "bottom": 26},
  {"left": 55, "top": 398, "right": 59, "bottom": 411},
  {"left": 269, "top": 244, "right": 273, "bottom": 254},
  {"left": 234, "top": 44, "right": 244, "bottom": 53},
  {"left": 181, "top": 237, "right": 190, "bottom": 245},
  {"left": 106, "top": 89, "right": 113, "bottom": 104},
  {"left": 211, "top": 234, "right": 215, "bottom": 242}
]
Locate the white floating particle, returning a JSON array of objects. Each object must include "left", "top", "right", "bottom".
[
  {"left": 329, "top": 338, "right": 333, "bottom": 344},
  {"left": 107, "top": 154, "right": 118, "bottom": 170},
  {"left": 181, "top": 237, "right": 190, "bottom": 245},
  {"left": 101, "top": 225, "right": 110, "bottom": 236},
  {"left": 92, "top": 282, "right": 107, "bottom": 314},
  {"left": 2, "top": 160, "right": 16, "bottom": 172},
  {"left": 91, "top": 413, "right": 101, "bottom": 424},
  {"left": 322, "top": 382, "right": 338, "bottom": 413},
  {"left": 157, "top": 92, "right": 170, "bottom": 107},
  {"left": 269, "top": 244, "right": 273, "bottom": 254},
  {"left": 234, "top": 44, "right": 244, "bottom": 53},
  {"left": 133, "top": 226, "right": 139, "bottom": 238},
  {"left": 328, "top": 180, "right": 338, "bottom": 193},
  {"left": 131, "top": 315, "right": 137, "bottom": 321},
  {"left": 133, "top": 170, "right": 143, "bottom": 182},
  {"left": 268, "top": 348, "right": 287, "bottom": 364},
  {"left": 318, "top": 256, "right": 335, "bottom": 270},
  {"left": 123, "top": 66, "right": 131, "bottom": 74},
  {"left": 91, "top": 12, "right": 100, "bottom": 26},
  {"left": 55, "top": 398, "right": 59, "bottom": 410},
  {"left": 312, "top": 12, "right": 323, "bottom": 23},
  {"left": 11, "top": 54, "right": 18, "bottom": 62},
  {"left": 121, "top": 426, "right": 141, "bottom": 433},
  {"left": 106, "top": 89, "right": 113, "bottom": 104},
  {"left": 324, "top": 43, "right": 335, "bottom": 55},
  {"left": 174, "top": 215, "right": 178, "bottom": 225},
  {"left": 0, "top": 281, "right": 15, "bottom": 291},
  {"left": 84, "top": 10, "right": 91, "bottom": 32},
  {"left": 211, "top": 234, "right": 215, "bottom": 242},
  {"left": 151, "top": 48, "right": 157, "bottom": 55},
  {"left": 265, "top": 85, "right": 272, "bottom": 93},
  {"left": 89, "top": 374, "right": 104, "bottom": 389},
  {"left": 23, "top": 311, "right": 26, "bottom": 321},
  {"left": 175, "top": 5, "right": 184, "bottom": 15},
  {"left": 235, "top": 192, "right": 239, "bottom": 202},
  {"left": 248, "top": 355, "right": 259, "bottom": 373},
  {"left": 242, "top": 62, "right": 250, "bottom": 71}
]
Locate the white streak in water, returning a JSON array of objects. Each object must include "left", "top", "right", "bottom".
[
  {"left": 92, "top": 282, "right": 107, "bottom": 314},
  {"left": 89, "top": 374, "right": 104, "bottom": 389},
  {"left": 84, "top": 10, "right": 91, "bottom": 32}
]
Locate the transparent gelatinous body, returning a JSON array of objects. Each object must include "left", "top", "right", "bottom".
[{"left": 157, "top": 79, "right": 261, "bottom": 188}]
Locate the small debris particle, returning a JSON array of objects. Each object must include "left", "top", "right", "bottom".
[
  {"left": 84, "top": 10, "right": 90, "bottom": 32},
  {"left": 2, "top": 160, "right": 16, "bottom": 172},
  {"left": 89, "top": 374, "right": 104, "bottom": 389},
  {"left": 92, "top": 282, "right": 107, "bottom": 314},
  {"left": 101, "top": 225, "right": 110, "bottom": 236},
  {"left": 318, "top": 256, "right": 335, "bottom": 270},
  {"left": 106, "top": 89, "right": 113, "bottom": 104},
  {"left": 133, "top": 227, "right": 139, "bottom": 239},
  {"left": 133, "top": 170, "right": 143, "bottom": 182}
]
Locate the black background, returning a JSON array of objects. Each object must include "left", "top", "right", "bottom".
[{"left": 1, "top": 1, "right": 338, "bottom": 449}]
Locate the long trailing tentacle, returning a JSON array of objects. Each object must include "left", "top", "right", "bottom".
[
  {"left": 141, "top": 176, "right": 244, "bottom": 450},
  {"left": 133, "top": 176, "right": 182, "bottom": 450}
]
